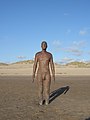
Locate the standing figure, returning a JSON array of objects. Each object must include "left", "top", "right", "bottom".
[{"left": 32, "top": 41, "right": 55, "bottom": 105}]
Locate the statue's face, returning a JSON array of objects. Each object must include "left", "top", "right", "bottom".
[{"left": 41, "top": 42, "right": 47, "bottom": 50}]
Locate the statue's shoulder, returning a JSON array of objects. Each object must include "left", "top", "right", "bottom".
[
  {"left": 47, "top": 51, "right": 52, "bottom": 57},
  {"left": 35, "top": 51, "right": 41, "bottom": 56}
]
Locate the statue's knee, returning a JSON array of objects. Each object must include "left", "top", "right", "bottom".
[{"left": 45, "top": 88, "right": 49, "bottom": 94}]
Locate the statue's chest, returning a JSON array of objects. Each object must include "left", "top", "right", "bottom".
[{"left": 39, "top": 54, "right": 49, "bottom": 61}]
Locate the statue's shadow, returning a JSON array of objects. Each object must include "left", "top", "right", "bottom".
[
  {"left": 85, "top": 117, "right": 90, "bottom": 120},
  {"left": 49, "top": 86, "right": 70, "bottom": 103}
]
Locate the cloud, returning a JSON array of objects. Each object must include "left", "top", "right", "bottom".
[
  {"left": 64, "top": 13, "right": 69, "bottom": 16},
  {"left": 17, "top": 56, "right": 26, "bottom": 59},
  {"left": 52, "top": 40, "right": 61, "bottom": 46},
  {"left": 72, "top": 40, "right": 87, "bottom": 48},
  {"left": 66, "top": 29, "right": 71, "bottom": 34},
  {"left": 79, "top": 27, "right": 90, "bottom": 35},
  {"left": 88, "top": 51, "right": 90, "bottom": 55},
  {"left": 62, "top": 40, "right": 87, "bottom": 57},
  {"left": 60, "top": 58, "right": 86, "bottom": 64},
  {"left": 63, "top": 47, "right": 83, "bottom": 56},
  {"left": 64, "top": 40, "right": 86, "bottom": 56},
  {"left": 72, "top": 51, "right": 83, "bottom": 56},
  {"left": 58, "top": 57, "right": 75, "bottom": 64},
  {"left": 61, "top": 57, "right": 74, "bottom": 62},
  {"left": 79, "top": 30, "right": 87, "bottom": 35},
  {"left": 52, "top": 40, "right": 62, "bottom": 52}
]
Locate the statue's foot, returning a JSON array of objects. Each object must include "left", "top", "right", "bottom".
[
  {"left": 45, "top": 100, "right": 49, "bottom": 105},
  {"left": 39, "top": 101, "right": 43, "bottom": 105}
]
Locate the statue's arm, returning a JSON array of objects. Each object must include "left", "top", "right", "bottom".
[
  {"left": 32, "top": 53, "right": 38, "bottom": 82},
  {"left": 50, "top": 54, "right": 55, "bottom": 82}
]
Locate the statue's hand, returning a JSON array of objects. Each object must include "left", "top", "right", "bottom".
[
  {"left": 32, "top": 74, "right": 35, "bottom": 83},
  {"left": 52, "top": 75, "right": 55, "bottom": 84}
]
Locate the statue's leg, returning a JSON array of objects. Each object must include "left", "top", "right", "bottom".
[
  {"left": 44, "top": 74, "right": 51, "bottom": 105},
  {"left": 37, "top": 73, "right": 43, "bottom": 105}
]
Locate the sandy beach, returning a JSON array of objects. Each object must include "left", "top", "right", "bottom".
[
  {"left": 1, "top": 0, "right": 90, "bottom": 119},
  {"left": 0, "top": 63, "right": 90, "bottom": 76},
  {"left": 0, "top": 64, "right": 90, "bottom": 120}
]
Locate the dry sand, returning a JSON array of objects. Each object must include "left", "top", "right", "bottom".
[
  {"left": 0, "top": 63, "right": 90, "bottom": 76},
  {"left": 0, "top": 75, "right": 90, "bottom": 120},
  {"left": 0, "top": 64, "right": 90, "bottom": 120}
]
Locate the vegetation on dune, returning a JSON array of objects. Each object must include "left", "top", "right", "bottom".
[
  {"left": 66, "top": 61, "right": 90, "bottom": 68},
  {"left": 1, "top": 60, "right": 90, "bottom": 68},
  {"left": 0, "top": 63, "right": 8, "bottom": 66},
  {"left": 10, "top": 60, "right": 90, "bottom": 67},
  {"left": 14, "top": 60, "right": 34, "bottom": 64}
]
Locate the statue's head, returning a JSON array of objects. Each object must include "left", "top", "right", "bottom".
[{"left": 41, "top": 41, "right": 47, "bottom": 50}]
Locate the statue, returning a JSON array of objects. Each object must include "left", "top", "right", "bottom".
[{"left": 32, "top": 41, "right": 55, "bottom": 105}]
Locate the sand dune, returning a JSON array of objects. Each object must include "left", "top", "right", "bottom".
[{"left": 0, "top": 63, "right": 90, "bottom": 76}]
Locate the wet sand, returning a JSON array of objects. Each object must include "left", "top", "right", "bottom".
[{"left": 0, "top": 75, "right": 90, "bottom": 120}]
